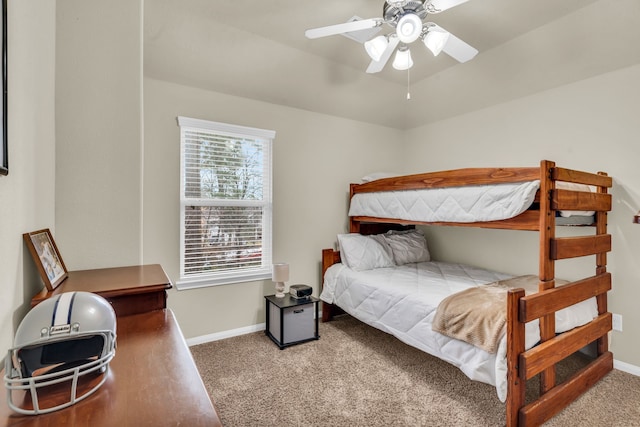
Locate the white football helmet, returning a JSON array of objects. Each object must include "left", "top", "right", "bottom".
[{"left": 4, "top": 291, "right": 117, "bottom": 415}]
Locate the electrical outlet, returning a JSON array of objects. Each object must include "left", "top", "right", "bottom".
[{"left": 612, "top": 313, "right": 623, "bottom": 332}]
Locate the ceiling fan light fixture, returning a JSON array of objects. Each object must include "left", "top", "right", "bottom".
[
  {"left": 423, "top": 28, "right": 450, "bottom": 56},
  {"left": 396, "top": 14, "right": 423, "bottom": 44},
  {"left": 386, "top": 0, "right": 409, "bottom": 7},
  {"left": 392, "top": 46, "right": 413, "bottom": 70},
  {"left": 364, "top": 35, "right": 389, "bottom": 62}
]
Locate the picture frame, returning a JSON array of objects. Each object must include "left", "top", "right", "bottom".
[
  {"left": 23, "top": 229, "right": 68, "bottom": 291},
  {"left": 0, "top": 0, "right": 7, "bottom": 176}
]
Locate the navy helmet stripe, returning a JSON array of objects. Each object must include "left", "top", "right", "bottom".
[
  {"left": 67, "top": 292, "right": 77, "bottom": 324},
  {"left": 51, "top": 295, "right": 62, "bottom": 327},
  {"left": 52, "top": 292, "right": 76, "bottom": 326}
]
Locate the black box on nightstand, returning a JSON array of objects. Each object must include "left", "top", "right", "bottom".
[
  {"left": 264, "top": 294, "right": 319, "bottom": 349},
  {"left": 289, "top": 284, "right": 313, "bottom": 299}
]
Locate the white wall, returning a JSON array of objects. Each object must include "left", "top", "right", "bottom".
[
  {"left": 55, "top": 0, "right": 143, "bottom": 270},
  {"left": 0, "top": 1, "right": 56, "bottom": 353},
  {"left": 143, "top": 77, "right": 405, "bottom": 338},
  {"left": 404, "top": 64, "right": 640, "bottom": 368}
]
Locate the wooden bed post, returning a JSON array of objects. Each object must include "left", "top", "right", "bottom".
[
  {"left": 349, "top": 183, "right": 360, "bottom": 233},
  {"left": 595, "top": 172, "right": 610, "bottom": 356},
  {"left": 321, "top": 249, "right": 336, "bottom": 322},
  {"left": 321, "top": 248, "right": 344, "bottom": 322},
  {"left": 538, "top": 160, "right": 557, "bottom": 394},
  {"left": 506, "top": 288, "right": 526, "bottom": 427}
]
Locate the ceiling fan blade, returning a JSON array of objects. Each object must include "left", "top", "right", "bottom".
[
  {"left": 305, "top": 18, "right": 382, "bottom": 39},
  {"left": 427, "top": 0, "right": 469, "bottom": 13},
  {"left": 430, "top": 24, "right": 478, "bottom": 63},
  {"left": 366, "top": 36, "right": 400, "bottom": 73}
]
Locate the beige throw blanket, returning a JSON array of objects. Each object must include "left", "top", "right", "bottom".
[{"left": 432, "top": 275, "right": 544, "bottom": 353}]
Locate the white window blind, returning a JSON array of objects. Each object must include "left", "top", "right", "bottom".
[{"left": 177, "top": 116, "right": 274, "bottom": 289}]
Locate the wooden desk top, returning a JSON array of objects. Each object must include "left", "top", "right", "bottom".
[
  {"left": 31, "top": 264, "right": 172, "bottom": 307},
  {"left": 0, "top": 309, "right": 222, "bottom": 426}
]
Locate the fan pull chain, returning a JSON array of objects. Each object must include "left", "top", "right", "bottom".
[{"left": 406, "top": 68, "right": 411, "bottom": 100}]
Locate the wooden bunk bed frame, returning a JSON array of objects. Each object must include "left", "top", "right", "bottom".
[{"left": 321, "top": 160, "right": 613, "bottom": 427}]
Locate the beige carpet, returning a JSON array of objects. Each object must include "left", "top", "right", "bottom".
[{"left": 191, "top": 315, "right": 640, "bottom": 426}]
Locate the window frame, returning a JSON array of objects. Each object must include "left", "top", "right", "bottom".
[{"left": 176, "top": 116, "right": 275, "bottom": 290}]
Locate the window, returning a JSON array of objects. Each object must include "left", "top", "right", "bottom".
[{"left": 177, "top": 116, "right": 274, "bottom": 289}]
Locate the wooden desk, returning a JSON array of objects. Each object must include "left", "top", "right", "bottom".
[
  {"left": 31, "top": 264, "right": 172, "bottom": 317},
  {"left": 0, "top": 309, "right": 223, "bottom": 426}
]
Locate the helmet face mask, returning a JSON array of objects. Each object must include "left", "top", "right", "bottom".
[
  {"left": 16, "top": 334, "right": 106, "bottom": 378},
  {"left": 4, "top": 292, "right": 116, "bottom": 415}
]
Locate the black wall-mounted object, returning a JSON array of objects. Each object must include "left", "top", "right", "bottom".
[{"left": 0, "top": 0, "right": 7, "bottom": 176}]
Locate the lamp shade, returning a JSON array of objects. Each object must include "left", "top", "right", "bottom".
[
  {"left": 392, "top": 47, "right": 413, "bottom": 70},
  {"left": 396, "top": 13, "right": 423, "bottom": 44},
  {"left": 423, "top": 29, "right": 450, "bottom": 56},
  {"left": 272, "top": 263, "right": 289, "bottom": 282},
  {"left": 364, "top": 35, "right": 389, "bottom": 62}
]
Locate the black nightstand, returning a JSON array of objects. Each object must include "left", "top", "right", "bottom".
[{"left": 265, "top": 294, "right": 320, "bottom": 349}]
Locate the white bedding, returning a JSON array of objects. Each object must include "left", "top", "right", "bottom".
[
  {"left": 320, "top": 261, "right": 598, "bottom": 402},
  {"left": 348, "top": 181, "right": 540, "bottom": 223}
]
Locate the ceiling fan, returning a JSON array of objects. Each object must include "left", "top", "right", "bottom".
[{"left": 305, "top": 0, "right": 478, "bottom": 74}]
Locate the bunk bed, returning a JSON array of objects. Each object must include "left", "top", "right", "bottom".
[{"left": 320, "top": 160, "right": 613, "bottom": 427}]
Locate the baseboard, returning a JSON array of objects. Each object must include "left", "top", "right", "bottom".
[
  {"left": 186, "top": 322, "right": 266, "bottom": 346},
  {"left": 614, "top": 359, "right": 640, "bottom": 376},
  {"left": 186, "top": 309, "right": 323, "bottom": 347}
]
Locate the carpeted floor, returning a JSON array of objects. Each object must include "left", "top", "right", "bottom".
[{"left": 191, "top": 315, "right": 640, "bottom": 426}]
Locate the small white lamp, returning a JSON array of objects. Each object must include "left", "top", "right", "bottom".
[{"left": 272, "top": 263, "right": 289, "bottom": 298}]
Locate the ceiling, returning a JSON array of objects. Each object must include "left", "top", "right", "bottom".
[{"left": 144, "top": 0, "right": 638, "bottom": 129}]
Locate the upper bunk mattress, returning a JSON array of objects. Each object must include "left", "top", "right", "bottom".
[{"left": 348, "top": 180, "right": 540, "bottom": 223}]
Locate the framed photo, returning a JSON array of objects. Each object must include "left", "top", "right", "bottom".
[
  {"left": 0, "top": 0, "right": 7, "bottom": 176},
  {"left": 23, "top": 229, "right": 68, "bottom": 291}
]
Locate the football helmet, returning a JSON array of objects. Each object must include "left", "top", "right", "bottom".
[{"left": 4, "top": 291, "right": 117, "bottom": 415}]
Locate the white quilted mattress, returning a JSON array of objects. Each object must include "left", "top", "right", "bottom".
[
  {"left": 348, "top": 180, "right": 540, "bottom": 222},
  {"left": 320, "top": 261, "right": 597, "bottom": 402}
]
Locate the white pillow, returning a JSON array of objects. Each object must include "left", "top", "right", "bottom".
[
  {"left": 360, "top": 172, "right": 399, "bottom": 183},
  {"left": 383, "top": 229, "right": 430, "bottom": 265},
  {"left": 556, "top": 181, "right": 595, "bottom": 217},
  {"left": 337, "top": 233, "right": 395, "bottom": 271}
]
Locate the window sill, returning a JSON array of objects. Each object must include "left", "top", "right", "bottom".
[{"left": 176, "top": 269, "right": 271, "bottom": 290}]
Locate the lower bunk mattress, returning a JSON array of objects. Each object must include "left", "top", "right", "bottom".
[{"left": 320, "top": 261, "right": 597, "bottom": 402}]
